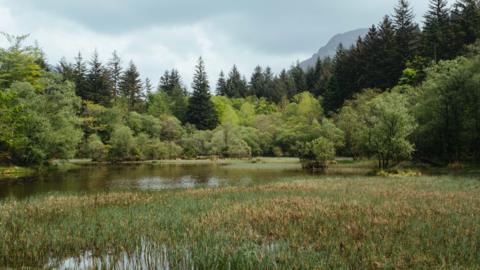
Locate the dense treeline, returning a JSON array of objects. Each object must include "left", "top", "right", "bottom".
[{"left": 0, "top": 0, "right": 479, "bottom": 168}]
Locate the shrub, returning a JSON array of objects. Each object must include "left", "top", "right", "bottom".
[
  {"left": 85, "top": 134, "right": 108, "bottom": 161},
  {"left": 299, "top": 137, "right": 336, "bottom": 171},
  {"left": 108, "top": 125, "right": 138, "bottom": 162}
]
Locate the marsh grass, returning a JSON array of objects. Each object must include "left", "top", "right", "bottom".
[{"left": 1, "top": 175, "right": 479, "bottom": 269}]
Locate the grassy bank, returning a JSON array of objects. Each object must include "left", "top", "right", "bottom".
[{"left": 1, "top": 175, "right": 479, "bottom": 269}]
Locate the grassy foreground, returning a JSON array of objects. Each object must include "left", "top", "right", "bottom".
[{"left": 1, "top": 175, "right": 479, "bottom": 269}]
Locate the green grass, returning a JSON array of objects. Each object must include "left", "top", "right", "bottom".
[{"left": 1, "top": 174, "right": 479, "bottom": 269}]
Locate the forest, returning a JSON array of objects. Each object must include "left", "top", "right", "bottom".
[{"left": 0, "top": 0, "right": 479, "bottom": 170}]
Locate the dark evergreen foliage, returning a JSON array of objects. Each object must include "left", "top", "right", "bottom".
[
  {"left": 119, "top": 61, "right": 144, "bottom": 112},
  {"left": 185, "top": 57, "right": 219, "bottom": 130}
]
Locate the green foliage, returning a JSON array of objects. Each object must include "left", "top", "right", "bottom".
[
  {"left": 147, "top": 91, "right": 171, "bottom": 117},
  {"left": 136, "top": 133, "right": 182, "bottom": 160},
  {"left": 120, "top": 61, "right": 144, "bottom": 112},
  {"left": 185, "top": 57, "right": 219, "bottom": 130},
  {"left": 108, "top": 125, "right": 138, "bottom": 161},
  {"left": 299, "top": 137, "right": 336, "bottom": 170},
  {"left": 0, "top": 34, "right": 43, "bottom": 90},
  {"left": 416, "top": 55, "right": 480, "bottom": 162},
  {"left": 1, "top": 73, "right": 82, "bottom": 165},
  {"left": 84, "top": 134, "right": 108, "bottom": 161},
  {"left": 336, "top": 89, "right": 416, "bottom": 169}
]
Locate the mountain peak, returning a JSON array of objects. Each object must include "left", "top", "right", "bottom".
[{"left": 299, "top": 28, "right": 369, "bottom": 70}]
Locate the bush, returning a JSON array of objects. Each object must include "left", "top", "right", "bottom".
[
  {"left": 85, "top": 134, "right": 108, "bottom": 161},
  {"left": 135, "top": 133, "right": 183, "bottom": 160},
  {"left": 108, "top": 125, "right": 138, "bottom": 161},
  {"left": 299, "top": 137, "right": 336, "bottom": 171}
]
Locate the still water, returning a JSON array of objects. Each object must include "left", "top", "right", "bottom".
[{"left": 0, "top": 160, "right": 309, "bottom": 199}]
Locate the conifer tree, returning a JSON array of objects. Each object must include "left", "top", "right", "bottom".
[
  {"left": 277, "top": 69, "right": 296, "bottom": 99},
  {"left": 289, "top": 63, "right": 307, "bottom": 92},
  {"left": 108, "top": 50, "right": 122, "bottom": 102},
  {"left": 73, "top": 52, "right": 88, "bottom": 100},
  {"left": 263, "top": 66, "right": 275, "bottom": 101},
  {"left": 56, "top": 57, "right": 75, "bottom": 82},
  {"left": 423, "top": 0, "right": 452, "bottom": 61},
  {"left": 185, "top": 57, "right": 218, "bottom": 130},
  {"left": 249, "top": 66, "right": 265, "bottom": 97},
  {"left": 451, "top": 0, "right": 480, "bottom": 54},
  {"left": 119, "top": 61, "right": 144, "bottom": 112},
  {"left": 393, "top": 0, "right": 421, "bottom": 69},
  {"left": 87, "top": 51, "right": 112, "bottom": 106},
  {"left": 226, "top": 65, "right": 248, "bottom": 98},
  {"left": 159, "top": 69, "right": 184, "bottom": 95},
  {"left": 144, "top": 77, "right": 153, "bottom": 96},
  {"left": 377, "top": 16, "right": 400, "bottom": 88},
  {"left": 216, "top": 71, "right": 228, "bottom": 96}
]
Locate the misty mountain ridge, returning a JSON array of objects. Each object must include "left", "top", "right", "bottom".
[{"left": 299, "top": 28, "right": 369, "bottom": 70}]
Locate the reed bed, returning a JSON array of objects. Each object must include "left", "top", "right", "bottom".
[{"left": 1, "top": 175, "right": 479, "bottom": 269}]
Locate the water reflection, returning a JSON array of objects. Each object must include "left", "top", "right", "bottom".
[{"left": 0, "top": 162, "right": 307, "bottom": 199}]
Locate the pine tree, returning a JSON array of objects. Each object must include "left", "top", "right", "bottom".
[
  {"left": 451, "top": 0, "right": 480, "bottom": 54},
  {"left": 144, "top": 77, "right": 153, "bottom": 96},
  {"left": 315, "top": 57, "right": 333, "bottom": 97},
  {"left": 305, "top": 58, "right": 328, "bottom": 97},
  {"left": 216, "top": 71, "right": 228, "bottom": 96},
  {"left": 289, "top": 63, "right": 307, "bottom": 93},
  {"left": 226, "top": 65, "right": 248, "bottom": 98},
  {"left": 249, "top": 66, "right": 265, "bottom": 97},
  {"left": 423, "top": 0, "right": 452, "bottom": 61},
  {"left": 263, "top": 67, "right": 275, "bottom": 101},
  {"left": 277, "top": 69, "right": 296, "bottom": 99},
  {"left": 158, "top": 71, "right": 170, "bottom": 92},
  {"left": 324, "top": 44, "right": 358, "bottom": 112},
  {"left": 377, "top": 16, "right": 401, "bottom": 88},
  {"left": 393, "top": 0, "right": 421, "bottom": 69},
  {"left": 56, "top": 57, "right": 75, "bottom": 82},
  {"left": 185, "top": 57, "right": 219, "bottom": 130},
  {"left": 159, "top": 69, "right": 185, "bottom": 95},
  {"left": 108, "top": 50, "right": 122, "bottom": 102},
  {"left": 119, "top": 61, "right": 144, "bottom": 112},
  {"left": 73, "top": 52, "right": 88, "bottom": 100},
  {"left": 87, "top": 51, "right": 112, "bottom": 106}
]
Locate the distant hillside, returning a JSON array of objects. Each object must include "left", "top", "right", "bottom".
[{"left": 299, "top": 28, "right": 369, "bottom": 70}]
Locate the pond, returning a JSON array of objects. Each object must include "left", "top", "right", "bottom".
[{"left": 0, "top": 159, "right": 310, "bottom": 200}]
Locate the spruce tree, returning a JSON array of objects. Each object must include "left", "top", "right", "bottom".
[
  {"left": 73, "top": 52, "right": 88, "bottom": 100},
  {"left": 185, "top": 57, "right": 219, "bottom": 130},
  {"left": 423, "top": 0, "right": 452, "bottom": 61},
  {"left": 144, "top": 77, "right": 153, "bottom": 96},
  {"left": 119, "top": 61, "right": 144, "bottom": 112},
  {"left": 216, "top": 71, "right": 228, "bottom": 96},
  {"left": 377, "top": 16, "right": 400, "bottom": 88},
  {"left": 305, "top": 58, "right": 328, "bottom": 97},
  {"left": 56, "top": 57, "right": 75, "bottom": 82},
  {"left": 263, "top": 67, "right": 275, "bottom": 101},
  {"left": 277, "top": 69, "right": 296, "bottom": 99},
  {"left": 249, "top": 66, "right": 265, "bottom": 98},
  {"left": 87, "top": 51, "right": 112, "bottom": 106},
  {"left": 289, "top": 63, "right": 307, "bottom": 93},
  {"left": 451, "top": 0, "right": 480, "bottom": 54},
  {"left": 108, "top": 50, "right": 122, "bottom": 102},
  {"left": 159, "top": 69, "right": 184, "bottom": 95},
  {"left": 226, "top": 65, "right": 248, "bottom": 98},
  {"left": 158, "top": 70, "right": 170, "bottom": 92},
  {"left": 393, "top": 0, "right": 421, "bottom": 69}
]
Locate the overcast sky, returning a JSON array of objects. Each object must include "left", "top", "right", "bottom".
[{"left": 0, "top": 0, "right": 430, "bottom": 89}]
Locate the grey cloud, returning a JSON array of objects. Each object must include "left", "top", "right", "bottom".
[{"left": 6, "top": 0, "right": 429, "bottom": 54}]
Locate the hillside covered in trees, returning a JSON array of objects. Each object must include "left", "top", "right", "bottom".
[{"left": 0, "top": 0, "right": 479, "bottom": 169}]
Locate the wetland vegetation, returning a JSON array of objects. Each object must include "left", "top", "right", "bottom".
[{"left": 1, "top": 0, "right": 480, "bottom": 268}]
